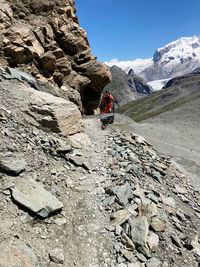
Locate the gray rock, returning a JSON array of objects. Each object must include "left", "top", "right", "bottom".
[
  {"left": 137, "top": 246, "right": 151, "bottom": 259},
  {"left": 129, "top": 216, "right": 149, "bottom": 247},
  {"left": 171, "top": 234, "right": 182, "bottom": 248},
  {"left": 49, "top": 248, "right": 64, "bottom": 264},
  {"left": 11, "top": 177, "right": 63, "bottom": 218},
  {"left": 112, "top": 183, "right": 132, "bottom": 206},
  {"left": 117, "top": 263, "right": 127, "bottom": 267},
  {"left": 120, "top": 248, "right": 134, "bottom": 262},
  {"left": 136, "top": 252, "right": 147, "bottom": 262},
  {"left": 113, "top": 242, "right": 121, "bottom": 253},
  {"left": 146, "top": 257, "right": 161, "bottom": 267},
  {"left": 161, "top": 196, "right": 176, "bottom": 208},
  {"left": 57, "top": 145, "right": 72, "bottom": 153},
  {"left": 121, "top": 233, "right": 135, "bottom": 250},
  {"left": 147, "top": 232, "right": 159, "bottom": 252},
  {"left": 150, "top": 217, "right": 166, "bottom": 232},
  {"left": 128, "top": 263, "right": 141, "bottom": 267},
  {"left": 115, "top": 225, "right": 123, "bottom": 235},
  {"left": 146, "top": 193, "right": 159, "bottom": 203},
  {"left": 5, "top": 67, "right": 36, "bottom": 84},
  {"left": 0, "top": 158, "right": 26, "bottom": 175},
  {"left": 110, "top": 209, "right": 129, "bottom": 226},
  {"left": 68, "top": 155, "right": 93, "bottom": 170},
  {"left": 151, "top": 170, "right": 162, "bottom": 183}
]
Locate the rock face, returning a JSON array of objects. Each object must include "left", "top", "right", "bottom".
[{"left": 0, "top": 0, "right": 111, "bottom": 114}]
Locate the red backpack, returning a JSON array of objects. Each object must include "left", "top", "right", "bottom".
[{"left": 103, "top": 93, "right": 111, "bottom": 104}]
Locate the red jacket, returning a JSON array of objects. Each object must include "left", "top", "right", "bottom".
[{"left": 100, "top": 93, "right": 114, "bottom": 114}]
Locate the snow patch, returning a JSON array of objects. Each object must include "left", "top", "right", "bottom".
[
  {"left": 105, "top": 58, "right": 153, "bottom": 74},
  {"left": 148, "top": 78, "right": 171, "bottom": 91}
]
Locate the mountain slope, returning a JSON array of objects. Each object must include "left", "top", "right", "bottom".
[
  {"left": 104, "top": 66, "right": 153, "bottom": 107},
  {"left": 106, "top": 36, "right": 200, "bottom": 82},
  {"left": 116, "top": 69, "right": 200, "bottom": 121}
]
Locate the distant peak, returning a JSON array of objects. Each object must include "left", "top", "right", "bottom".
[{"left": 128, "top": 69, "right": 135, "bottom": 75}]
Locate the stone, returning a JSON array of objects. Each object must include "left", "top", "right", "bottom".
[
  {"left": 161, "top": 197, "right": 176, "bottom": 208},
  {"left": 154, "top": 162, "right": 168, "bottom": 170},
  {"left": 146, "top": 193, "right": 159, "bottom": 203},
  {"left": 147, "top": 232, "right": 159, "bottom": 252},
  {"left": 117, "top": 264, "right": 127, "bottom": 267},
  {"left": 11, "top": 177, "right": 63, "bottom": 218},
  {"left": 137, "top": 246, "right": 151, "bottom": 259},
  {"left": 116, "top": 225, "right": 123, "bottom": 235},
  {"left": 29, "top": 89, "right": 82, "bottom": 136},
  {"left": 121, "top": 233, "right": 135, "bottom": 250},
  {"left": 112, "top": 183, "right": 132, "bottom": 206},
  {"left": 110, "top": 209, "right": 129, "bottom": 226},
  {"left": 151, "top": 170, "right": 162, "bottom": 183},
  {"left": 136, "top": 252, "right": 147, "bottom": 262},
  {"left": 138, "top": 203, "right": 158, "bottom": 222},
  {"left": 68, "top": 155, "right": 93, "bottom": 170},
  {"left": 132, "top": 134, "right": 148, "bottom": 145},
  {"left": 57, "top": 145, "right": 72, "bottom": 153},
  {"left": 120, "top": 248, "right": 134, "bottom": 262},
  {"left": 129, "top": 216, "right": 149, "bottom": 247},
  {"left": 49, "top": 248, "right": 64, "bottom": 264},
  {"left": 128, "top": 263, "right": 141, "bottom": 267},
  {"left": 55, "top": 217, "right": 67, "bottom": 226},
  {"left": 128, "top": 262, "right": 141, "bottom": 267},
  {"left": 113, "top": 242, "right": 121, "bottom": 253},
  {"left": 187, "top": 235, "right": 200, "bottom": 256},
  {"left": 0, "top": 157, "right": 26, "bottom": 175},
  {"left": 146, "top": 257, "right": 161, "bottom": 267},
  {"left": 68, "top": 132, "right": 91, "bottom": 147},
  {"left": 171, "top": 234, "right": 182, "bottom": 248},
  {"left": 150, "top": 217, "right": 166, "bottom": 232},
  {"left": 0, "top": 243, "right": 35, "bottom": 267},
  {"left": 173, "top": 185, "right": 187, "bottom": 194}
]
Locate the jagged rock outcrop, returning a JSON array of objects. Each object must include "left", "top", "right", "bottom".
[
  {"left": 104, "top": 66, "right": 152, "bottom": 107},
  {"left": 0, "top": 0, "right": 111, "bottom": 114}
]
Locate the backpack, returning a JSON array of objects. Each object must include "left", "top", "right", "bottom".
[
  {"left": 99, "top": 100, "right": 106, "bottom": 111},
  {"left": 103, "top": 93, "right": 111, "bottom": 104}
]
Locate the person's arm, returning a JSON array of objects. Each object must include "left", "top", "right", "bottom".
[{"left": 110, "top": 94, "right": 114, "bottom": 101}]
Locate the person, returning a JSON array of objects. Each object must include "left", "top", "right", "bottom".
[{"left": 100, "top": 91, "right": 114, "bottom": 114}]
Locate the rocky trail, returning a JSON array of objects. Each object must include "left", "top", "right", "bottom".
[{"left": 0, "top": 72, "right": 200, "bottom": 266}]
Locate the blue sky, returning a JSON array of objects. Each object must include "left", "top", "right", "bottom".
[{"left": 76, "top": 0, "right": 200, "bottom": 62}]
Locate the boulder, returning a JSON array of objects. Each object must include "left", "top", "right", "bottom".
[
  {"left": 11, "top": 177, "right": 63, "bottom": 218},
  {"left": 29, "top": 89, "right": 82, "bottom": 136}
]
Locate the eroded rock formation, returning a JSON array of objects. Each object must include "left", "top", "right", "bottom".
[{"left": 0, "top": 0, "right": 111, "bottom": 114}]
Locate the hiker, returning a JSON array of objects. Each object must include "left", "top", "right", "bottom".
[{"left": 100, "top": 91, "right": 114, "bottom": 114}]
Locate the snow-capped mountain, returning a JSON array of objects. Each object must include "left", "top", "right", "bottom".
[
  {"left": 105, "top": 58, "right": 153, "bottom": 75},
  {"left": 105, "top": 36, "right": 200, "bottom": 83}
]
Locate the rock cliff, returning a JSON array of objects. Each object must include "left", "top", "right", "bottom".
[{"left": 0, "top": 0, "right": 111, "bottom": 114}]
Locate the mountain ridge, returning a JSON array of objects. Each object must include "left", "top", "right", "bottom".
[
  {"left": 105, "top": 35, "right": 200, "bottom": 83},
  {"left": 104, "top": 65, "right": 153, "bottom": 107}
]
